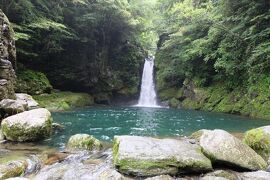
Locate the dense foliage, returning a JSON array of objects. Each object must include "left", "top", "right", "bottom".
[
  {"left": 1, "top": 0, "right": 159, "bottom": 97},
  {"left": 156, "top": 0, "right": 270, "bottom": 90}
]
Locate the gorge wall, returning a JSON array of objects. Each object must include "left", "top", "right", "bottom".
[{"left": 0, "top": 10, "right": 16, "bottom": 100}]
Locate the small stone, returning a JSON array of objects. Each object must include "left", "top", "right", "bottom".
[
  {"left": 67, "top": 134, "right": 102, "bottom": 151},
  {"left": 0, "top": 161, "right": 27, "bottom": 180},
  {"left": 52, "top": 123, "right": 65, "bottom": 131},
  {"left": 99, "top": 169, "right": 130, "bottom": 180}
]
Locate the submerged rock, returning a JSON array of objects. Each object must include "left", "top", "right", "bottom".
[
  {"left": 15, "top": 93, "right": 39, "bottom": 110},
  {"left": 52, "top": 123, "right": 65, "bottom": 132},
  {"left": 244, "top": 126, "right": 270, "bottom": 162},
  {"left": 238, "top": 171, "right": 270, "bottom": 180},
  {"left": 191, "top": 129, "right": 267, "bottom": 170},
  {"left": 113, "top": 136, "right": 212, "bottom": 177},
  {"left": 1, "top": 108, "right": 52, "bottom": 142},
  {"left": 0, "top": 160, "right": 27, "bottom": 180},
  {"left": 67, "top": 134, "right": 102, "bottom": 151}
]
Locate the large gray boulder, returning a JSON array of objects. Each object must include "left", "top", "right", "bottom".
[
  {"left": 0, "top": 99, "right": 27, "bottom": 115},
  {"left": 244, "top": 126, "right": 270, "bottom": 163},
  {"left": 113, "top": 136, "right": 212, "bottom": 176},
  {"left": 1, "top": 108, "right": 52, "bottom": 142},
  {"left": 191, "top": 129, "right": 267, "bottom": 170},
  {"left": 16, "top": 93, "right": 39, "bottom": 110}
]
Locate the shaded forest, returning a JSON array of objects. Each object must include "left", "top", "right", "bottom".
[{"left": 1, "top": 0, "right": 270, "bottom": 117}]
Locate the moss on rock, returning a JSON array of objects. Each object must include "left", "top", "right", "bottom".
[
  {"left": 33, "top": 91, "right": 94, "bottom": 111},
  {"left": 15, "top": 69, "right": 53, "bottom": 95},
  {"left": 244, "top": 127, "right": 270, "bottom": 161},
  {"left": 113, "top": 136, "right": 212, "bottom": 176},
  {"left": 67, "top": 134, "right": 102, "bottom": 151},
  {"left": 0, "top": 161, "right": 27, "bottom": 180},
  {"left": 161, "top": 78, "right": 270, "bottom": 120},
  {"left": 1, "top": 108, "right": 52, "bottom": 142}
]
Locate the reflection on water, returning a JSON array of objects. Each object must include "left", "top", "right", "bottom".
[
  {"left": 131, "top": 108, "right": 159, "bottom": 136},
  {"left": 47, "top": 106, "right": 270, "bottom": 149}
]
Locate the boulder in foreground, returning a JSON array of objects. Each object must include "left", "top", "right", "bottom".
[
  {"left": 191, "top": 129, "right": 267, "bottom": 170},
  {"left": 113, "top": 136, "right": 212, "bottom": 176},
  {"left": 67, "top": 134, "right": 102, "bottom": 151},
  {"left": 1, "top": 108, "right": 52, "bottom": 142},
  {"left": 244, "top": 126, "right": 270, "bottom": 162}
]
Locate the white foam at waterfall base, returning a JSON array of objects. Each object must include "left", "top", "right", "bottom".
[{"left": 136, "top": 57, "right": 160, "bottom": 108}]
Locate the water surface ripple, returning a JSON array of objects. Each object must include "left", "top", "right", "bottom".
[{"left": 49, "top": 107, "right": 269, "bottom": 149}]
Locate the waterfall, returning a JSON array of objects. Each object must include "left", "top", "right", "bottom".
[{"left": 137, "top": 56, "right": 159, "bottom": 107}]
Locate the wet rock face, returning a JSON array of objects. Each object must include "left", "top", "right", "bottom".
[
  {"left": 0, "top": 10, "right": 16, "bottom": 100},
  {"left": 113, "top": 136, "right": 213, "bottom": 177}
]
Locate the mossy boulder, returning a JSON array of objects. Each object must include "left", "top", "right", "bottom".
[
  {"left": 33, "top": 92, "right": 94, "bottom": 111},
  {"left": 244, "top": 126, "right": 270, "bottom": 162},
  {"left": 0, "top": 161, "right": 27, "bottom": 180},
  {"left": 191, "top": 129, "right": 267, "bottom": 170},
  {"left": 1, "top": 108, "right": 52, "bottom": 142},
  {"left": 67, "top": 134, "right": 102, "bottom": 151},
  {"left": 15, "top": 69, "right": 53, "bottom": 95},
  {"left": 113, "top": 136, "right": 212, "bottom": 177}
]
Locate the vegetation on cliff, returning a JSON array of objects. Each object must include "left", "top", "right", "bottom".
[
  {"left": 1, "top": 0, "right": 159, "bottom": 99},
  {"left": 155, "top": 0, "right": 270, "bottom": 118}
]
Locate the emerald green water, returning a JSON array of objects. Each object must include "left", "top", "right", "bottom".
[{"left": 48, "top": 107, "right": 269, "bottom": 149}]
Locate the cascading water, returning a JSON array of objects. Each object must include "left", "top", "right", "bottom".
[{"left": 136, "top": 56, "right": 159, "bottom": 107}]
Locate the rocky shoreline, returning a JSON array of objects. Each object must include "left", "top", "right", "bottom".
[{"left": 1, "top": 113, "right": 270, "bottom": 180}]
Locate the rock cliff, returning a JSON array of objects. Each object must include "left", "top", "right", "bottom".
[{"left": 0, "top": 9, "right": 16, "bottom": 100}]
